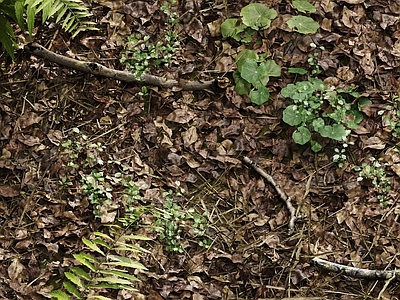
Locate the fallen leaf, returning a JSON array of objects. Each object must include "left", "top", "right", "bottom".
[
  {"left": 16, "top": 112, "right": 43, "bottom": 129},
  {"left": 0, "top": 185, "right": 20, "bottom": 197},
  {"left": 166, "top": 108, "right": 196, "bottom": 124}
]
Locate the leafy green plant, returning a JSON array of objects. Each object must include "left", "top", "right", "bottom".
[
  {"left": 288, "top": 0, "right": 319, "bottom": 34},
  {"left": 118, "top": 179, "right": 148, "bottom": 228},
  {"left": 233, "top": 49, "right": 281, "bottom": 105},
  {"left": 61, "top": 128, "right": 106, "bottom": 169},
  {"left": 81, "top": 170, "right": 113, "bottom": 217},
  {"left": 120, "top": 0, "right": 180, "bottom": 78},
  {"left": 221, "top": 3, "right": 277, "bottom": 43},
  {"left": 153, "top": 190, "right": 210, "bottom": 253},
  {"left": 383, "top": 94, "right": 400, "bottom": 138},
  {"left": 332, "top": 143, "right": 349, "bottom": 168},
  {"left": 51, "top": 225, "right": 150, "bottom": 300},
  {"left": 0, "top": 0, "right": 97, "bottom": 59},
  {"left": 355, "top": 157, "right": 391, "bottom": 206},
  {"left": 221, "top": 1, "right": 319, "bottom": 44},
  {"left": 282, "top": 81, "right": 369, "bottom": 150}
]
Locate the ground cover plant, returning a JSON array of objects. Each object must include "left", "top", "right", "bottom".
[{"left": 2, "top": 0, "right": 400, "bottom": 299}]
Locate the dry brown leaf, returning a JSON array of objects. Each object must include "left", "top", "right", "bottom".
[
  {"left": 166, "top": 108, "right": 196, "bottom": 124},
  {"left": 47, "top": 129, "right": 64, "bottom": 146},
  {"left": 16, "top": 112, "right": 43, "bottom": 129},
  {"left": 361, "top": 136, "right": 386, "bottom": 150},
  {"left": 0, "top": 185, "right": 20, "bottom": 197},
  {"left": 182, "top": 126, "right": 198, "bottom": 147},
  {"left": 8, "top": 259, "right": 26, "bottom": 282},
  {"left": 16, "top": 133, "right": 41, "bottom": 146}
]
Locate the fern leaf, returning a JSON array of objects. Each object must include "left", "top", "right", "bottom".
[
  {"left": 73, "top": 253, "right": 98, "bottom": 272},
  {"left": 50, "top": 289, "right": 71, "bottom": 300},
  {"left": 14, "top": 0, "right": 25, "bottom": 28},
  {"left": 63, "top": 280, "right": 82, "bottom": 299},
  {"left": 95, "top": 277, "right": 133, "bottom": 286},
  {"left": 70, "top": 266, "right": 91, "bottom": 281},
  {"left": 64, "top": 272, "right": 85, "bottom": 289},
  {"left": 94, "top": 232, "right": 114, "bottom": 241},
  {"left": 106, "top": 255, "right": 147, "bottom": 270},
  {"left": 92, "top": 238, "right": 111, "bottom": 249},
  {"left": 88, "top": 283, "right": 136, "bottom": 290},
  {"left": 0, "top": 15, "right": 16, "bottom": 59},
  {"left": 82, "top": 237, "right": 105, "bottom": 256},
  {"left": 55, "top": 4, "right": 68, "bottom": 23},
  {"left": 25, "top": 1, "right": 37, "bottom": 35}
]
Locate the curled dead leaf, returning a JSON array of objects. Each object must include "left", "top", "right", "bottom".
[
  {"left": 16, "top": 112, "right": 43, "bottom": 129},
  {"left": 0, "top": 185, "right": 20, "bottom": 197},
  {"left": 361, "top": 136, "right": 386, "bottom": 150},
  {"left": 166, "top": 108, "right": 196, "bottom": 124}
]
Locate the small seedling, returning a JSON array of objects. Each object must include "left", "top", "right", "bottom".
[
  {"left": 355, "top": 157, "right": 391, "bottom": 206},
  {"left": 120, "top": 0, "right": 180, "bottom": 78},
  {"left": 153, "top": 190, "right": 210, "bottom": 252},
  {"left": 233, "top": 49, "right": 281, "bottom": 105},
  {"left": 81, "top": 170, "right": 113, "bottom": 217}
]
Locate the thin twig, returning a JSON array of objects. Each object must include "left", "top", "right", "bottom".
[
  {"left": 242, "top": 156, "right": 297, "bottom": 234},
  {"left": 312, "top": 257, "right": 400, "bottom": 280}
]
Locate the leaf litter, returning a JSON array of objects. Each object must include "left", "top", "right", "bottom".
[{"left": 2, "top": 0, "right": 400, "bottom": 299}]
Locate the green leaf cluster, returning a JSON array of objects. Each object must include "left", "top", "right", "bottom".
[
  {"left": 355, "top": 157, "right": 391, "bottom": 206},
  {"left": 120, "top": 31, "right": 180, "bottom": 79},
  {"left": 233, "top": 49, "right": 281, "bottom": 105},
  {"left": 221, "top": 3, "right": 277, "bottom": 43},
  {"left": 287, "top": 1, "right": 319, "bottom": 34},
  {"left": 153, "top": 190, "right": 211, "bottom": 253},
  {"left": 0, "top": 0, "right": 97, "bottom": 59},
  {"left": 281, "top": 80, "right": 369, "bottom": 150},
  {"left": 51, "top": 225, "right": 150, "bottom": 300}
]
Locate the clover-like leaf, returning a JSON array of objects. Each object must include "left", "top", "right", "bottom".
[
  {"left": 240, "top": 60, "right": 267, "bottom": 83},
  {"left": 292, "top": 126, "right": 311, "bottom": 145},
  {"left": 318, "top": 124, "right": 349, "bottom": 141},
  {"left": 287, "top": 16, "right": 320, "bottom": 34},
  {"left": 283, "top": 105, "right": 304, "bottom": 126},
  {"left": 292, "top": 0, "right": 316, "bottom": 13},
  {"left": 240, "top": 3, "right": 277, "bottom": 30},
  {"left": 250, "top": 86, "right": 270, "bottom": 105}
]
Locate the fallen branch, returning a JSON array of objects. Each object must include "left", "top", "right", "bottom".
[
  {"left": 24, "top": 43, "right": 224, "bottom": 91},
  {"left": 312, "top": 257, "right": 400, "bottom": 280},
  {"left": 242, "top": 156, "right": 297, "bottom": 235}
]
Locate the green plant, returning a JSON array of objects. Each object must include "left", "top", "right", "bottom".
[
  {"left": 281, "top": 80, "right": 369, "bottom": 151},
  {"left": 233, "top": 49, "right": 281, "bottom": 105},
  {"left": 51, "top": 225, "right": 150, "bottom": 300},
  {"left": 221, "top": 2, "right": 319, "bottom": 44},
  {"left": 287, "top": 0, "right": 319, "bottom": 34},
  {"left": 153, "top": 190, "right": 210, "bottom": 253},
  {"left": 355, "top": 157, "right": 391, "bottom": 206},
  {"left": 120, "top": 0, "right": 180, "bottom": 78},
  {"left": 118, "top": 179, "right": 148, "bottom": 228},
  {"left": 0, "top": 0, "right": 97, "bottom": 59},
  {"left": 332, "top": 143, "right": 349, "bottom": 168},
  {"left": 306, "top": 43, "right": 324, "bottom": 76},
  {"left": 81, "top": 170, "right": 113, "bottom": 217},
  {"left": 383, "top": 94, "right": 400, "bottom": 138},
  {"left": 221, "top": 3, "right": 277, "bottom": 43}
]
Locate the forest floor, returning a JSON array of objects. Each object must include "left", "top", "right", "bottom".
[{"left": 2, "top": 0, "right": 400, "bottom": 299}]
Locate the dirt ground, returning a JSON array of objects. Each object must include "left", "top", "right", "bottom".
[{"left": 1, "top": 0, "right": 400, "bottom": 299}]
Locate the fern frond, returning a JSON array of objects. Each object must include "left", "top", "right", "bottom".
[
  {"left": 25, "top": 0, "right": 97, "bottom": 37},
  {"left": 0, "top": 14, "right": 16, "bottom": 59}
]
